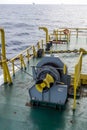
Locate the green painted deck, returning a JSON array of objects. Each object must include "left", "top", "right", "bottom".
[
  {"left": 0, "top": 57, "right": 87, "bottom": 130},
  {"left": 0, "top": 33, "right": 87, "bottom": 130}
]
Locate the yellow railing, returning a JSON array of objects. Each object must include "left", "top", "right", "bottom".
[
  {"left": 52, "top": 28, "right": 87, "bottom": 40},
  {"left": 39, "top": 27, "right": 87, "bottom": 43},
  {"left": 1, "top": 27, "right": 87, "bottom": 86},
  {"left": 60, "top": 27, "right": 87, "bottom": 38},
  {"left": 7, "top": 40, "right": 44, "bottom": 76},
  {"left": 9, "top": 46, "right": 34, "bottom": 76},
  {"left": 7, "top": 47, "right": 31, "bottom": 76},
  {"left": 73, "top": 52, "right": 83, "bottom": 110},
  {"left": 50, "top": 29, "right": 70, "bottom": 43},
  {"left": 0, "top": 28, "right": 12, "bottom": 84},
  {"left": 39, "top": 26, "right": 71, "bottom": 43},
  {"left": 0, "top": 28, "right": 44, "bottom": 83}
]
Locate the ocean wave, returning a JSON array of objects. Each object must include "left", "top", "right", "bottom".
[
  {"left": 10, "top": 40, "right": 23, "bottom": 45},
  {"left": 14, "top": 23, "right": 29, "bottom": 28},
  {"left": 15, "top": 32, "right": 30, "bottom": 36},
  {"left": 0, "top": 4, "right": 87, "bottom": 76}
]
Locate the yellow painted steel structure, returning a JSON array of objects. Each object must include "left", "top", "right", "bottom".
[
  {"left": 36, "top": 73, "right": 54, "bottom": 92},
  {"left": 7, "top": 40, "right": 43, "bottom": 76},
  {"left": 53, "top": 29, "right": 59, "bottom": 41},
  {"left": 37, "top": 41, "right": 40, "bottom": 50},
  {"left": 63, "top": 64, "right": 67, "bottom": 75},
  {"left": 10, "top": 46, "right": 32, "bottom": 76},
  {"left": 1, "top": 27, "right": 87, "bottom": 110},
  {"left": 50, "top": 29, "right": 70, "bottom": 43},
  {"left": 19, "top": 54, "right": 26, "bottom": 69},
  {"left": 39, "top": 27, "right": 87, "bottom": 43},
  {"left": 80, "top": 74, "right": 87, "bottom": 85},
  {"left": 39, "top": 26, "right": 71, "bottom": 43},
  {"left": 0, "top": 28, "right": 12, "bottom": 84},
  {"left": 41, "top": 39, "right": 44, "bottom": 49},
  {"left": 60, "top": 27, "right": 87, "bottom": 38},
  {"left": 73, "top": 52, "right": 83, "bottom": 110},
  {"left": 39, "top": 27, "right": 49, "bottom": 43},
  {"left": 32, "top": 45, "right": 37, "bottom": 57}
]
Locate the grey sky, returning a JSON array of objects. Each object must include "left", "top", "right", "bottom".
[{"left": 0, "top": 0, "right": 87, "bottom": 4}]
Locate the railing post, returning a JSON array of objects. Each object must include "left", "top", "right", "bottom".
[
  {"left": 32, "top": 46, "right": 37, "bottom": 58},
  {"left": 0, "top": 28, "right": 12, "bottom": 84},
  {"left": 20, "top": 54, "right": 26, "bottom": 70},
  {"left": 41, "top": 40, "right": 43, "bottom": 49},
  {"left": 37, "top": 41, "right": 40, "bottom": 50},
  {"left": 73, "top": 52, "right": 83, "bottom": 110},
  {"left": 58, "top": 31, "right": 62, "bottom": 40}
]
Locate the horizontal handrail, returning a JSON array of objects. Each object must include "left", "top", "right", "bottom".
[
  {"left": 10, "top": 46, "right": 32, "bottom": 61},
  {"left": 7, "top": 40, "right": 44, "bottom": 76}
]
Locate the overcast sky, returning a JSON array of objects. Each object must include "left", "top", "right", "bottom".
[{"left": 0, "top": 0, "right": 87, "bottom": 4}]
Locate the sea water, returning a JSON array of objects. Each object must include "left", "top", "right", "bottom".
[{"left": 0, "top": 4, "right": 87, "bottom": 82}]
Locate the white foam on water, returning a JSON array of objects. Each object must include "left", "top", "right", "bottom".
[
  {"left": 0, "top": 66, "right": 19, "bottom": 86},
  {"left": 0, "top": 74, "right": 3, "bottom": 85}
]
